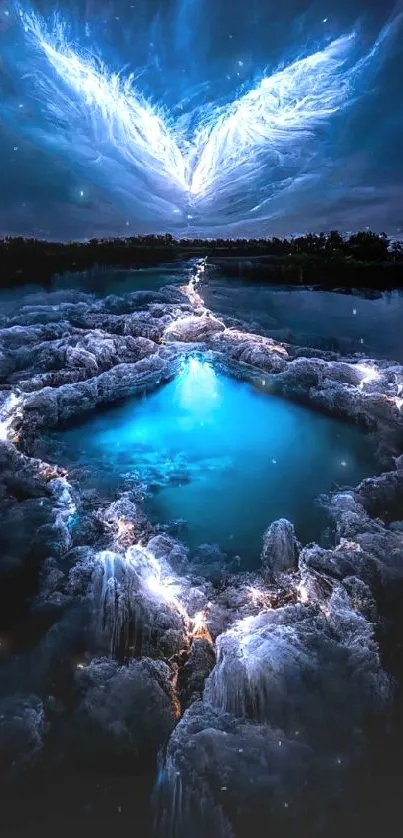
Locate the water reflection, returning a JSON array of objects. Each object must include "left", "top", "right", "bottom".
[
  {"left": 49, "top": 357, "right": 375, "bottom": 563},
  {"left": 2, "top": 263, "right": 403, "bottom": 362},
  {"left": 203, "top": 279, "right": 403, "bottom": 361}
]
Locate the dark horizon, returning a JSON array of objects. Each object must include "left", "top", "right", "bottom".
[{"left": 2, "top": 229, "right": 403, "bottom": 291}]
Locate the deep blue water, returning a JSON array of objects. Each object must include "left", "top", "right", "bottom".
[
  {"left": 51, "top": 357, "right": 374, "bottom": 563},
  {"left": 2, "top": 262, "right": 403, "bottom": 360},
  {"left": 203, "top": 277, "right": 403, "bottom": 361}
]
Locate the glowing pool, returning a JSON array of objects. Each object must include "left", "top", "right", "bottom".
[{"left": 49, "top": 357, "right": 375, "bottom": 562}]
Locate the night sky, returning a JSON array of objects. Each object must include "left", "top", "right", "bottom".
[{"left": 0, "top": 0, "right": 402, "bottom": 239}]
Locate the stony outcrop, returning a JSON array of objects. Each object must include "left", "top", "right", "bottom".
[
  {"left": 261, "top": 518, "right": 300, "bottom": 582},
  {"left": 1, "top": 270, "right": 403, "bottom": 838}
]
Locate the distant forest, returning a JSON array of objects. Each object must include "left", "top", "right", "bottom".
[{"left": 1, "top": 230, "right": 403, "bottom": 289}]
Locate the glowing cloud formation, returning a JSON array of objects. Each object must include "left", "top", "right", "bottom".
[{"left": 1, "top": 4, "right": 402, "bottom": 235}]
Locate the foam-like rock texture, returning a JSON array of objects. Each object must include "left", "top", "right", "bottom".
[{"left": 1, "top": 268, "right": 403, "bottom": 837}]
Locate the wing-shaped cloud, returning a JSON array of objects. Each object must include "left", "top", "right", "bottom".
[
  {"left": 3, "top": 6, "right": 401, "bottom": 235},
  {"left": 18, "top": 9, "right": 189, "bottom": 221},
  {"left": 188, "top": 35, "right": 359, "bottom": 218}
]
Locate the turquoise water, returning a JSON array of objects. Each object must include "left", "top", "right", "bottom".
[{"left": 51, "top": 357, "right": 374, "bottom": 563}]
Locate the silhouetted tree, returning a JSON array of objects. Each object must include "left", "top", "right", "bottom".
[
  {"left": 0, "top": 230, "right": 401, "bottom": 290},
  {"left": 391, "top": 241, "right": 403, "bottom": 263},
  {"left": 347, "top": 231, "right": 389, "bottom": 263}
]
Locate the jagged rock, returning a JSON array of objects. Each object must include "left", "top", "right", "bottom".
[
  {"left": 147, "top": 534, "right": 189, "bottom": 574},
  {"left": 86, "top": 550, "right": 187, "bottom": 658},
  {"left": 16, "top": 333, "right": 158, "bottom": 392},
  {"left": 164, "top": 313, "right": 225, "bottom": 342},
  {"left": 190, "top": 544, "right": 228, "bottom": 583},
  {"left": 37, "top": 556, "right": 68, "bottom": 608},
  {"left": 261, "top": 519, "right": 300, "bottom": 582},
  {"left": 0, "top": 694, "right": 46, "bottom": 780},
  {"left": 66, "top": 547, "right": 99, "bottom": 596},
  {"left": 212, "top": 329, "right": 288, "bottom": 373},
  {"left": 156, "top": 700, "right": 320, "bottom": 838},
  {"left": 204, "top": 596, "right": 390, "bottom": 737},
  {"left": 356, "top": 469, "right": 403, "bottom": 518},
  {"left": 69, "top": 657, "right": 176, "bottom": 767},
  {"left": 321, "top": 491, "right": 403, "bottom": 589},
  {"left": 103, "top": 494, "right": 149, "bottom": 533},
  {"left": 179, "top": 637, "right": 216, "bottom": 707},
  {"left": 1, "top": 265, "right": 403, "bottom": 829},
  {"left": 324, "top": 491, "right": 376, "bottom": 539},
  {"left": 21, "top": 354, "right": 171, "bottom": 430},
  {"left": 299, "top": 542, "right": 380, "bottom": 588},
  {"left": 342, "top": 576, "right": 378, "bottom": 621}
]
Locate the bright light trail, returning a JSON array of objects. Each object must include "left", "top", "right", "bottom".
[{"left": 354, "top": 363, "right": 381, "bottom": 390}]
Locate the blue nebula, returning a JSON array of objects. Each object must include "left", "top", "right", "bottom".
[
  {"left": 51, "top": 357, "right": 374, "bottom": 562},
  {"left": 0, "top": 1, "right": 402, "bottom": 238}
]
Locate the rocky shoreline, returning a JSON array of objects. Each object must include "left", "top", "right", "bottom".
[{"left": 1, "top": 262, "right": 403, "bottom": 836}]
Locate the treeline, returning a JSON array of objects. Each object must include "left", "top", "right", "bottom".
[{"left": 1, "top": 230, "right": 403, "bottom": 288}]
